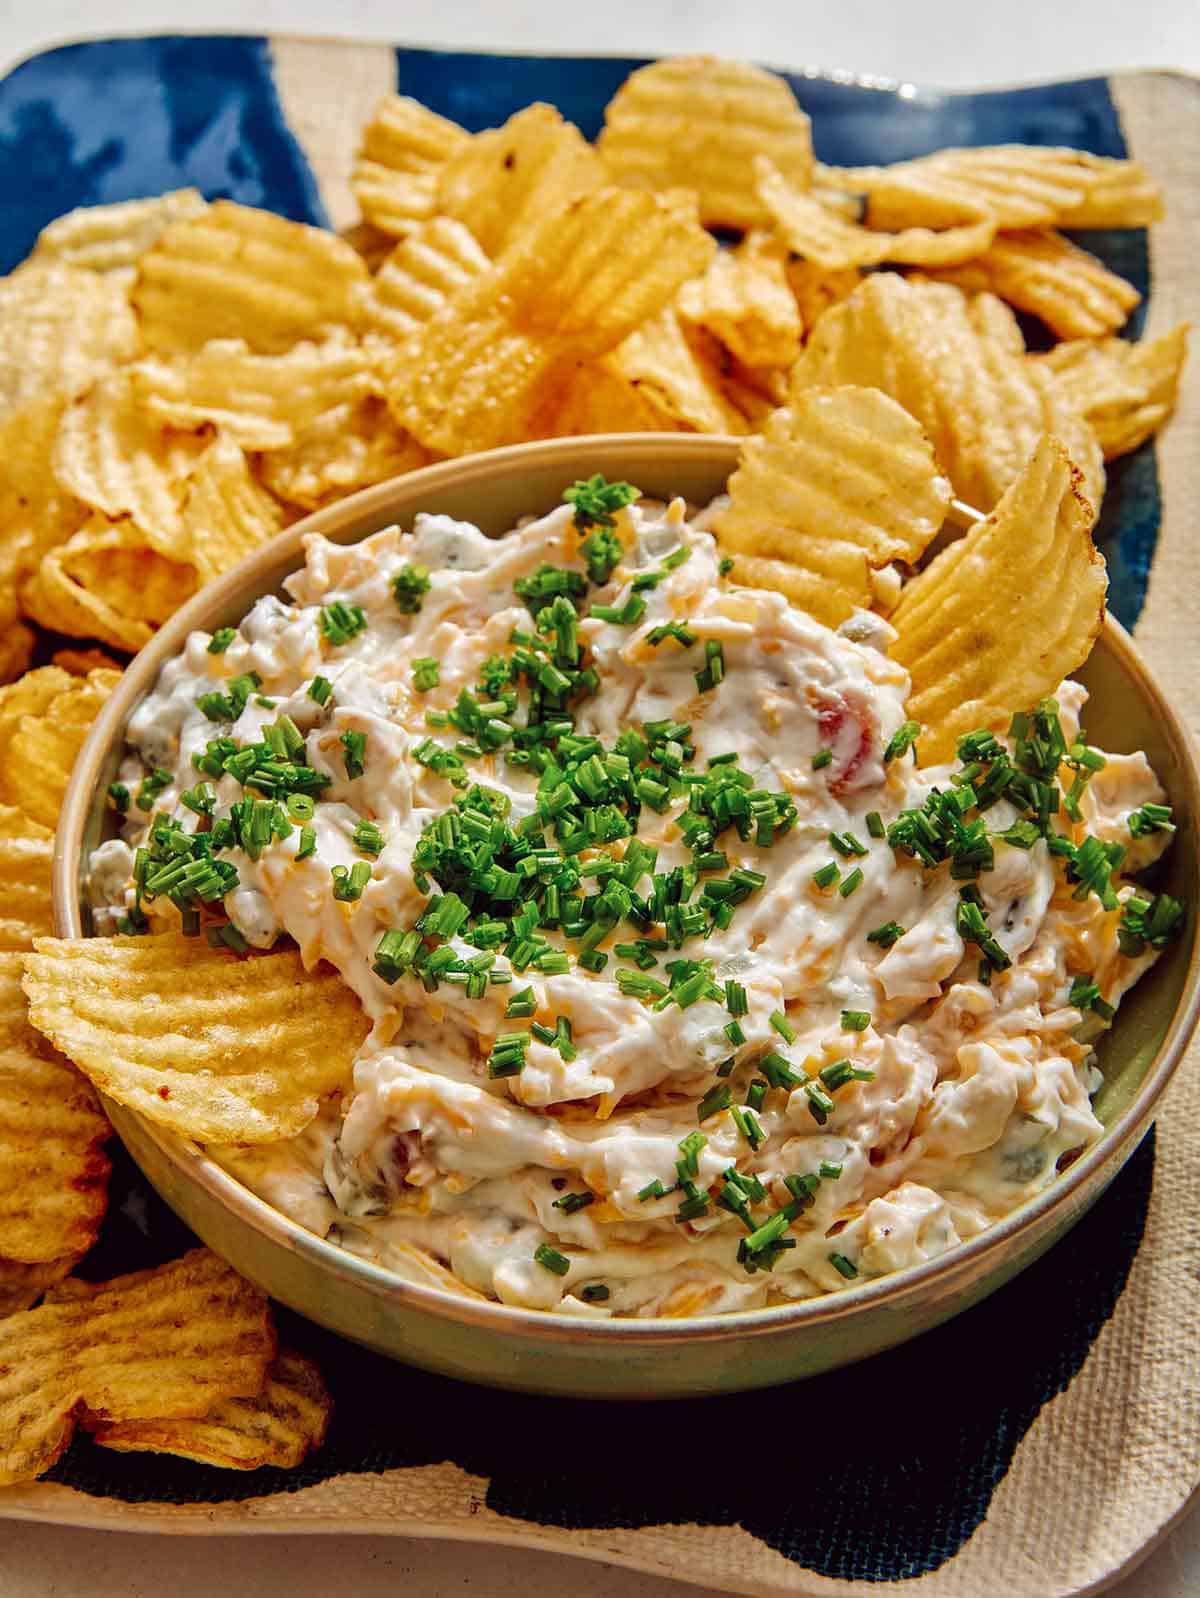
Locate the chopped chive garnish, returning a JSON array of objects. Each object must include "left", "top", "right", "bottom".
[
  {"left": 533, "top": 1242, "right": 571, "bottom": 1276},
  {"left": 697, "top": 1082, "right": 733, "bottom": 1122},
  {"left": 107, "top": 781, "right": 130, "bottom": 814},
  {"left": 865, "top": 811, "right": 885, "bottom": 839},
  {"left": 353, "top": 818, "right": 384, "bottom": 856},
  {"left": 1128, "top": 801, "right": 1175, "bottom": 838},
  {"left": 812, "top": 861, "right": 840, "bottom": 890},
  {"left": 838, "top": 867, "right": 864, "bottom": 897},
  {"left": 811, "top": 748, "right": 833, "bottom": 770},
  {"left": 724, "top": 1019, "right": 746, "bottom": 1046},
  {"left": 867, "top": 921, "right": 905, "bottom": 948},
  {"left": 134, "top": 769, "right": 172, "bottom": 812},
  {"left": 552, "top": 1191, "right": 595, "bottom": 1214},
  {"left": 296, "top": 825, "right": 317, "bottom": 860},
  {"left": 207, "top": 627, "right": 236, "bottom": 654},
  {"left": 724, "top": 980, "right": 748, "bottom": 1017},
  {"left": 286, "top": 792, "right": 314, "bottom": 822},
  {"left": 319, "top": 601, "right": 367, "bottom": 645},
  {"left": 412, "top": 657, "right": 440, "bottom": 692},
  {"left": 580, "top": 1283, "right": 610, "bottom": 1303},
  {"left": 563, "top": 474, "right": 639, "bottom": 534},
  {"left": 840, "top": 1009, "right": 871, "bottom": 1032},
  {"left": 883, "top": 720, "right": 921, "bottom": 764},
  {"left": 331, "top": 861, "right": 371, "bottom": 902},
  {"left": 694, "top": 640, "right": 725, "bottom": 692},
  {"left": 505, "top": 987, "right": 537, "bottom": 1019},
  {"left": 829, "top": 1252, "right": 858, "bottom": 1280},
  {"left": 340, "top": 729, "right": 366, "bottom": 780},
  {"left": 718, "top": 555, "right": 734, "bottom": 576},
  {"left": 769, "top": 1010, "right": 796, "bottom": 1043},
  {"left": 647, "top": 620, "right": 697, "bottom": 649},
  {"left": 638, "top": 1179, "right": 667, "bottom": 1202},
  {"left": 392, "top": 563, "right": 431, "bottom": 613},
  {"left": 488, "top": 1030, "right": 530, "bottom": 1078},
  {"left": 308, "top": 675, "right": 333, "bottom": 706},
  {"left": 819, "top": 1160, "right": 843, "bottom": 1179}
]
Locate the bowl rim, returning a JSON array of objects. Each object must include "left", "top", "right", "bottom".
[{"left": 53, "top": 431, "right": 1200, "bottom": 1347}]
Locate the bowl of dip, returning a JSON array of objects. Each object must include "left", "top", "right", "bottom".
[{"left": 55, "top": 434, "right": 1200, "bottom": 1398}]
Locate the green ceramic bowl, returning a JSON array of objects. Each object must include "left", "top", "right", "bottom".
[{"left": 54, "top": 435, "right": 1200, "bottom": 1399}]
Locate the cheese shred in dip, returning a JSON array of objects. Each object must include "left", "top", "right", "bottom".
[{"left": 93, "top": 485, "right": 1184, "bottom": 1319}]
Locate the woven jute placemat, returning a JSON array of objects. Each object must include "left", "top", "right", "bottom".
[{"left": 0, "top": 44, "right": 1196, "bottom": 1597}]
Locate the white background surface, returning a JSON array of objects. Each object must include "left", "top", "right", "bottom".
[{"left": 1, "top": 2, "right": 1198, "bottom": 1594}]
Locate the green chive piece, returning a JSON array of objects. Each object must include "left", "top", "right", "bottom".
[
  {"left": 353, "top": 818, "right": 385, "bottom": 856},
  {"left": 319, "top": 601, "right": 367, "bottom": 645},
  {"left": 812, "top": 861, "right": 840, "bottom": 890},
  {"left": 340, "top": 729, "right": 367, "bottom": 780},
  {"left": 412, "top": 657, "right": 440, "bottom": 692},
  {"left": 534, "top": 1242, "right": 571, "bottom": 1276},
  {"left": 331, "top": 860, "right": 371, "bottom": 902},
  {"left": 308, "top": 675, "right": 333, "bottom": 706},
  {"left": 580, "top": 1283, "right": 610, "bottom": 1303},
  {"left": 207, "top": 627, "right": 236, "bottom": 654},
  {"left": 718, "top": 555, "right": 735, "bottom": 577},
  {"left": 829, "top": 1252, "right": 858, "bottom": 1280},
  {"left": 838, "top": 867, "right": 864, "bottom": 897},
  {"left": 883, "top": 720, "right": 921, "bottom": 764},
  {"left": 296, "top": 825, "right": 316, "bottom": 861},
  {"left": 865, "top": 811, "right": 885, "bottom": 839},
  {"left": 811, "top": 748, "right": 833, "bottom": 770},
  {"left": 769, "top": 1010, "right": 796, "bottom": 1044},
  {"left": 392, "top": 563, "right": 431, "bottom": 613},
  {"left": 107, "top": 781, "right": 131, "bottom": 815},
  {"left": 552, "top": 1191, "right": 595, "bottom": 1214},
  {"left": 840, "top": 1009, "right": 871, "bottom": 1032},
  {"left": 562, "top": 474, "right": 639, "bottom": 533},
  {"left": 697, "top": 1082, "right": 733, "bottom": 1122},
  {"left": 867, "top": 921, "right": 905, "bottom": 948}
]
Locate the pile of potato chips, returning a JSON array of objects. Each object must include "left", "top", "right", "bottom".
[{"left": 0, "top": 54, "right": 1188, "bottom": 1487}]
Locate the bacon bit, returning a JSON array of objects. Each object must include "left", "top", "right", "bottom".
[{"left": 813, "top": 688, "right": 876, "bottom": 794}]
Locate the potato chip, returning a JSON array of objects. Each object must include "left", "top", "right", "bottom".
[
  {"left": 133, "top": 201, "right": 368, "bottom": 355},
  {"left": 819, "top": 147, "right": 1164, "bottom": 231},
  {"left": 713, "top": 387, "right": 952, "bottom": 625},
  {"left": 0, "top": 954, "right": 110, "bottom": 1264},
  {"left": 0, "top": 263, "right": 139, "bottom": 421},
  {"left": 0, "top": 1255, "right": 80, "bottom": 1321},
  {"left": 131, "top": 335, "right": 382, "bottom": 450},
  {"left": 390, "top": 189, "right": 714, "bottom": 456},
  {"left": 23, "top": 933, "right": 370, "bottom": 1144},
  {"left": 92, "top": 1348, "right": 331, "bottom": 1469},
  {"left": 51, "top": 648, "right": 122, "bottom": 676},
  {"left": 0, "top": 666, "right": 121, "bottom": 830},
  {"left": 677, "top": 232, "right": 802, "bottom": 370},
  {"left": 924, "top": 228, "right": 1141, "bottom": 340},
  {"left": 0, "top": 608, "right": 34, "bottom": 686},
  {"left": 0, "top": 1247, "right": 275, "bottom": 1484},
  {"left": 785, "top": 257, "right": 862, "bottom": 334},
  {"left": 602, "top": 310, "right": 757, "bottom": 435},
  {"left": 361, "top": 218, "right": 491, "bottom": 343},
  {"left": 757, "top": 157, "right": 995, "bottom": 270},
  {"left": 0, "top": 837, "right": 54, "bottom": 951},
  {"left": 179, "top": 436, "right": 285, "bottom": 584},
  {"left": 540, "top": 356, "right": 672, "bottom": 437},
  {"left": 1054, "top": 156, "right": 1166, "bottom": 228},
  {"left": 32, "top": 191, "right": 209, "bottom": 274},
  {"left": 0, "top": 393, "right": 86, "bottom": 588},
  {"left": 890, "top": 435, "right": 1106, "bottom": 762},
  {"left": 596, "top": 56, "right": 814, "bottom": 229},
  {"left": 352, "top": 95, "right": 470, "bottom": 238},
  {"left": 437, "top": 103, "right": 603, "bottom": 258},
  {"left": 259, "top": 399, "right": 429, "bottom": 511},
  {"left": 22, "top": 520, "right": 196, "bottom": 654},
  {"left": 0, "top": 668, "right": 74, "bottom": 755},
  {"left": 53, "top": 372, "right": 206, "bottom": 553},
  {"left": 1032, "top": 324, "right": 1189, "bottom": 460},
  {"left": 791, "top": 273, "right": 1104, "bottom": 513}
]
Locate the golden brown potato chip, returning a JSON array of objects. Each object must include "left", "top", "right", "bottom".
[
  {"left": 0, "top": 1255, "right": 80, "bottom": 1321},
  {"left": 437, "top": 103, "right": 602, "bottom": 258},
  {"left": 352, "top": 95, "right": 470, "bottom": 238},
  {"left": 820, "top": 147, "right": 1164, "bottom": 231},
  {"left": 53, "top": 373, "right": 206, "bottom": 554},
  {"left": 0, "top": 668, "right": 74, "bottom": 753},
  {"left": 23, "top": 933, "right": 370, "bottom": 1145},
  {"left": 0, "top": 954, "right": 110, "bottom": 1264},
  {"left": 677, "top": 232, "right": 802, "bottom": 370},
  {"left": 596, "top": 56, "right": 814, "bottom": 229},
  {"left": 361, "top": 218, "right": 491, "bottom": 343},
  {"left": 0, "top": 1247, "right": 275, "bottom": 1484},
  {"left": 50, "top": 648, "right": 123, "bottom": 676},
  {"left": 133, "top": 201, "right": 368, "bottom": 355},
  {"left": 757, "top": 157, "right": 995, "bottom": 270},
  {"left": 1032, "top": 324, "right": 1189, "bottom": 460},
  {"left": 0, "top": 608, "right": 35, "bottom": 686},
  {"left": 31, "top": 191, "right": 209, "bottom": 274},
  {"left": 785, "top": 258, "right": 862, "bottom": 334},
  {"left": 0, "top": 807, "right": 52, "bottom": 844},
  {"left": 92, "top": 1348, "right": 331, "bottom": 1469},
  {"left": 258, "top": 399, "right": 429, "bottom": 511},
  {"left": 890, "top": 435, "right": 1106, "bottom": 762},
  {"left": 791, "top": 273, "right": 1103, "bottom": 513},
  {"left": 602, "top": 310, "right": 756, "bottom": 435},
  {"left": 22, "top": 520, "right": 196, "bottom": 654},
  {"left": 390, "top": 189, "right": 714, "bottom": 456},
  {"left": 924, "top": 228, "right": 1141, "bottom": 340},
  {"left": 0, "top": 264, "right": 139, "bottom": 421},
  {"left": 180, "top": 436, "right": 285, "bottom": 584},
  {"left": 0, "top": 666, "right": 120, "bottom": 830},
  {"left": 540, "top": 357, "right": 672, "bottom": 437},
  {"left": 131, "top": 336, "right": 382, "bottom": 450},
  {"left": 713, "top": 387, "right": 952, "bottom": 625},
  {"left": 0, "top": 837, "right": 55, "bottom": 952},
  {"left": 0, "top": 393, "right": 86, "bottom": 588}
]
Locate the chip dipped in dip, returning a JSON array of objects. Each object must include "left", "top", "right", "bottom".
[{"left": 91, "top": 478, "right": 1183, "bottom": 1318}]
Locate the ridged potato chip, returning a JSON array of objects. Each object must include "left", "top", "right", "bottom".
[
  {"left": 0, "top": 1255, "right": 80, "bottom": 1321},
  {"left": 0, "top": 954, "right": 110, "bottom": 1264},
  {"left": 603, "top": 309, "right": 756, "bottom": 435},
  {"left": 890, "top": 434, "right": 1106, "bottom": 762},
  {"left": 53, "top": 373, "right": 206, "bottom": 553},
  {"left": 0, "top": 607, "right": 34, "bottom": 685},
  {"left": 51, "top": 649, "right": 122, "bottom": 676},
  {"left": 181, "top": 436, "right": 285, "bottom": 584},
  {"left": 133, "top": 201, "right": 368, "bottom": 355},
  {"left": 924, "top": 228, "right": 1141, "bottom": 340},
  {"left": 390, "top": 189, "right": 714, "bottom": 456},
  {"left": 677, "top": 232, "right": 802, "bottom": 370},
  {"left": 0, "top": 263, "right": 139, "bottom": 421},
  {"left": 0, "top": 837, "right": 55, "bottom": 951},
  {"left": 0, "top": 666, "right": 120, "bottom": 830},
  {"left": 541, "top": 356, "right": 671, "bottom": 437},
  {"left": 23, "top": 934, "right": 371, "bottom": 1144},
  {"left": 361, "top": 218, "right": 490, "bottom": 343},
  {"left": 820, "top": 147, "right": 1164, "bottom": 232},
  {"left": 259, "top": 399, "right": 429, "bottom": 510},
  {"left": 1032, "top": 324, "right": 1189, "bottom": 460},
  {"left": 92, "top": 1348, "right": 331, "bottom": 1469},
  {"left": 352, "top": 95, "right": 470, "bottom": 238},
  {"left": 596, "top": 56, "right": 814, "bottom": 229},
  {"left": 22, "top": 520, "right": 196, "bottom": 654},
  {"left": 791, "top": 273, "right": 1104, "bottom": 513},
  {"left": 437, "top": 103, "right": 603, "bottom": 258},
  {"left": 0, "top": 393, "right": 86, "bottom": 588},
  {"left": 31, "top": 191, "right": 208, "bottom": 274},
  {"left": 785, "top": 257, "right": 862, "bottom": 333},
  {"left": 0, "top": 1247, "right": 275, "bottom": 1485},
  {"left": 713, "top": 387, "right": 952, "bottom": 626},
  {"left": 757, "top": 157, "right": 995, "bottom": 270},
  {"left": 131, "top": 336, "right": 381, "bottom": 450}
]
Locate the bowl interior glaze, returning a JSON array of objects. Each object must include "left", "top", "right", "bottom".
[{"left": 53, "top": 434, "right": 1200, "bottom": 1398}]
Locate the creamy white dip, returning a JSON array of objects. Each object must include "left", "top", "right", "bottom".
[{"left": 93, "top": 490, "right": 1178, "bottom": 1318}]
